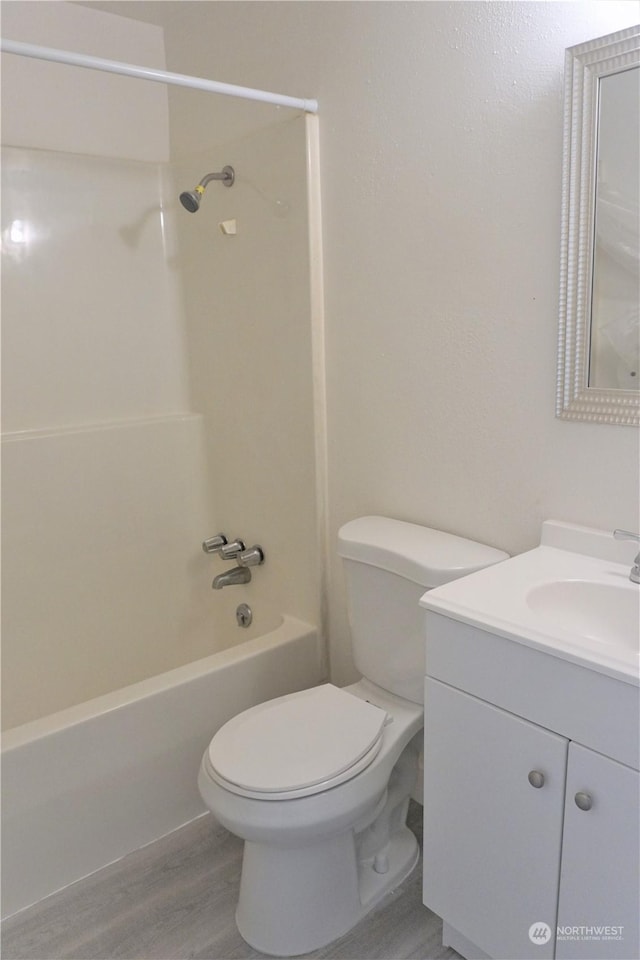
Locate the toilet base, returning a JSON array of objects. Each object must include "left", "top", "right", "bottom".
[
  {"left": 233, "top": 732, "right": 422, "bottom": 956},
  {"left": 236, "top": 823, "right": 419, "bottom": 957}
]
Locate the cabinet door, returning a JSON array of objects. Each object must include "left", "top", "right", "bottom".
[
  {"left": 423, "top": 678, "right": 568, "bottom": 960},
  {"left": 556, "top": 743, "right": 640, "bottom": 960}
]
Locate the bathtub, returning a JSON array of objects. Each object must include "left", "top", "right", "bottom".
[{"left": 1, "top": 616, "right": 323, "bottom": 919}]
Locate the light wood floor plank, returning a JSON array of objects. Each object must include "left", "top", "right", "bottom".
[{"left": 2, "top": 803, "right": 461, "bottom": 960}]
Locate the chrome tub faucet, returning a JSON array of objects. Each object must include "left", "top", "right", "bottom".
[
  {"left": 212, "top": 565, "right": 252, "bottom": 589},
  {"left": 204, "top": 536, "right": 265, "bottom": 589}
]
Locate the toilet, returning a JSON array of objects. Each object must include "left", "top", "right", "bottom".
[{"left": 198, "top": 516, "right": 507, "bottom": 956}]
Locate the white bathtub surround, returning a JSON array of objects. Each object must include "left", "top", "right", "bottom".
[
  {"left": 171, "top": 112, "right": 322, "bottom": 646},
  {"left": 1, "top": 618, "right": 323, "bottom": 919},
  {"left": 1, "top": 415, "right": 219, "bottom": 729},
  {"left": 2, "top": 1, "right": 323, "bottom": 735},
  {"left": 0, "top": 146, "right": 188, "bottom": 432},
  {"left": 1, "top": 3, "right": 325, "bottom": 925}
]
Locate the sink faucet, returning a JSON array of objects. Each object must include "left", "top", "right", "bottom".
[
  {"left": 212, "top": 565, "right": 252, "bottom": 590},
  {"left": 613, "top": 530, "right": 640, "bottom": 584}
]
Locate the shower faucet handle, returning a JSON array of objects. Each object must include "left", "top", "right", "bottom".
[
  {"left": 238, "top": 546, "right": 264, "bottom": 568},
  {"left": 220, "top": 539, "right": 246, "bottom": 560},
  {"left": 202, "top": 534, "right": 228, "bottom": 554}
]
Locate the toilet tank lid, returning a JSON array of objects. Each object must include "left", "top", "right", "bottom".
[{"left": 338, "top": 516, "right": 508, "bottom": 588}]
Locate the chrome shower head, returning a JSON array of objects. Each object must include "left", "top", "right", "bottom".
[
  {"left": 179, "top": 188, "right": 203, "bottom": 213},
  {"left": 179, "top": 165, "right": 235, "bottom": 213}
]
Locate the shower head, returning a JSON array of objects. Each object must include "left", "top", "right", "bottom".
[
  {"left": 179, "top": 165, "right": 235, "bottom": 213},
  {"left": 179, "top": 189, "right": 203, "bottom": 213}
]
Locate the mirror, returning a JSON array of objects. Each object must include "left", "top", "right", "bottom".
[{"left": 556, "top": 26, "right": 640, "bottom": 425}]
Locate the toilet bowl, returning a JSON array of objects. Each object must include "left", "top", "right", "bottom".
[
  {"left": 198, "top": 516, "right": 508, "bottom": 956},
  {"left": 198, "top": 679, "right": 423, "bottom": 956}
]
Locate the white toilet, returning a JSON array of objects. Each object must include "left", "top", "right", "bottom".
[{"left": 198, "top": 516, "right": 507, "bottom": 956}]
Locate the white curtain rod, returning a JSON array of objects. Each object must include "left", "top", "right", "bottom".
[{"left": 0, "top": 38, "right": 318, "bottom": 114}]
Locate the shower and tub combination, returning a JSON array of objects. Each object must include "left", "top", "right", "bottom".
[{"left": 1, "top": 5, "right": 323, "bottom": 921}]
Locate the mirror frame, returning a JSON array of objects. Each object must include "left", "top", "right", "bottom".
[{"left": 556, "top": 25, "right": 640, "bottom": 426}]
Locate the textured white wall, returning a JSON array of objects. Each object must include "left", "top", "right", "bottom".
[
  {"left": 1, "top": 0, "right": 169, "bottom": 161},
  {"left": 71, "top": 1, "right": 640, "bottom": 681}
]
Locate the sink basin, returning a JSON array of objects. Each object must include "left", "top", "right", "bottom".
[{"left": 526, "top": 580, "right": 640, "bottom": 653}]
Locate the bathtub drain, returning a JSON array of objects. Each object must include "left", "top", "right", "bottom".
[{"left": 236, "top": 603, "right": 253, "bottom": 628}]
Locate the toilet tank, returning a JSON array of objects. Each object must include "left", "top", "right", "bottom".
[{"left": 338, "top": 517, "right": 508, "bottom": 704}]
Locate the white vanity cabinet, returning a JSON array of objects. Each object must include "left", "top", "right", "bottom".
[
  {"left": 423, "top": 677, "right": 567, "bottom": 960},
  {"left": 556, "top": 743, "right": 640, "bottom": 960},
  {"left": 422, "top": 611, "right": 640, "bottom": 960}
]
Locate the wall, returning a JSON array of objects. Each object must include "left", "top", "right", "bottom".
[
  {"left": 113, "top": 0, "right": 636, "bottom": 684},
  {"left": 1, "top": 0, "right": 169, "bottom": 162},
  {"left": 24, "top": 2, "right": 640, "bottom": 684}
]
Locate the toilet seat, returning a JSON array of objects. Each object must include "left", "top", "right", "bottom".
[{"left": 207, "top": 684, "right": 389, "bottom": 800}]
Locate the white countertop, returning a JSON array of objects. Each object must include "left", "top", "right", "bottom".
[{"left": 420, "top": 522, "right": 640, "bottom": 686}]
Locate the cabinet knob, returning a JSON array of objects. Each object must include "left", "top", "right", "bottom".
[
  {"left": 528, "top": 770, "right": 545, "bottom": 789},
  {"left": 574, "top": 791, "right": 593, "bottom": 811}
]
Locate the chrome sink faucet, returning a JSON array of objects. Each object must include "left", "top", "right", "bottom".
[{"left": 613, "top": 530, "right": 640, "bottom": 584}]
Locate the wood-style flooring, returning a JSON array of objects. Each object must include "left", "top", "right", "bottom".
[{"left": 1, "top": 802, "right": 461, "bottom": 960}]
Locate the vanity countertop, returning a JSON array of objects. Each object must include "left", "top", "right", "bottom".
[{"left": 420, "top": 521, "right": 640, "bottom": 686}]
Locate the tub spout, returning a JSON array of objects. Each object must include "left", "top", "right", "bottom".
[{"left": 212, "top": 565, "right": 252, "bottom": 589}]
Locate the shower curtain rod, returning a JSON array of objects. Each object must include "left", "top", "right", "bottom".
[{"left": 0, "top": 38, "right": 318, "bottom": 113}]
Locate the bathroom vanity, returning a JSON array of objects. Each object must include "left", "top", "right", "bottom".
[{"left": 420, "top": 521, "right": 640, "bottom": 960}]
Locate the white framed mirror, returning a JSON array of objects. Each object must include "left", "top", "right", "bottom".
[{"left": 556, "top": 25, "right": 639, "bottom": 426}]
